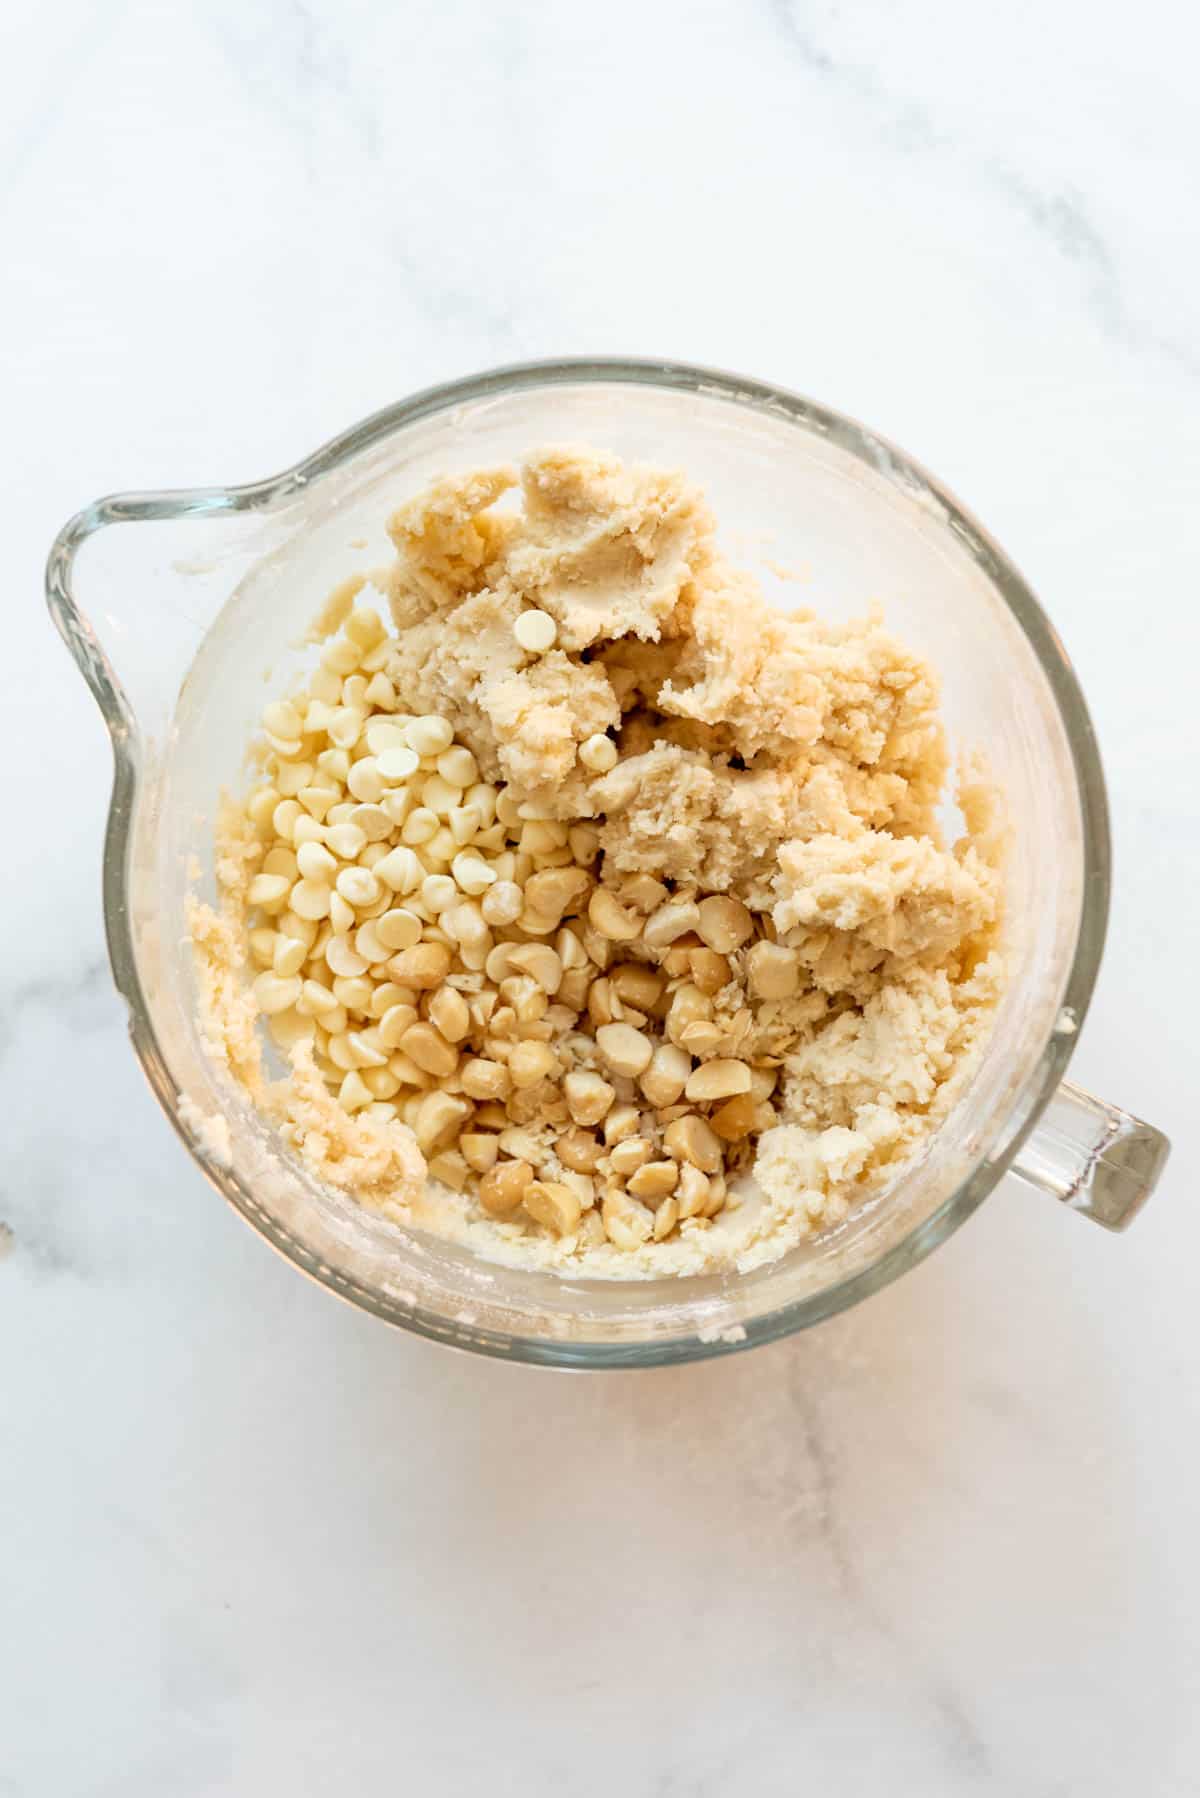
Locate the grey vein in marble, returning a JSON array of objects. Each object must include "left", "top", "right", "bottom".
[{"left": 766, "top": 0, "right": 1200, "bottom": 378}]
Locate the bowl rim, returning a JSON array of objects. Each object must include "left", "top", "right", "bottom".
[{"left": 46, "top": 355, "right": 1111, "bottom": 1368}]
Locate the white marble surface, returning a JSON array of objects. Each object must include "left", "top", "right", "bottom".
[{"left": 4, "top": 2, "right": 1198, "bottom": 1791}]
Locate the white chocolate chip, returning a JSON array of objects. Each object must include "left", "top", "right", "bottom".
[
  {"left": 346, "top": 758, "right": 385, "bottom": 804},
  {"left": 448, "top": 805, "right": 482, "bottom": 845},
  {"left": 420, "top": 874, "right": 458, "bottom": 914},
  {"left": 326, "top": 935, "right": 369, "bottom": 979},
  {"left": 272, "top": 935, "right": 308, "bottom": 979},
  {"left": 349, "top": 804, "right": 392, "bottom": 843},
  {"left": 405, "top": 715, "right": 454, "bottom": 756},
  {"left": 364, "top": 718, "right": 409, "bottom": 755},
  {"left": 329, "top": 891, "right": 356, "bottom": 934},
  {"left": 289, "top": 879, "right": 332, "bottom": 922},
  {"left": 375, "top": 908, "right": 422, "bottom": 951},
  {"left": 421, "top": 773, "right": 460, "bottom": 817},
  {"left": 325, "top": 821, "right": 368, "bottom": 861},
  {"left": 248, "top": 873, "right": 291, "bottom": 910},
  {"left": 253, "top": 971, "right": 302, "bottom": 1015},
  {"left": 401, "top": 807, "right": 438, "bottom": 846},
  {"left": 374, "top": 846, "right": 423, "bottom": 893},
  {"left": 579, "top": 733, "right": 617, "bottom": 773},
  {"left": 437, "top": 745, "right": 478, "bottom": 788},
  {"left": 377, "top": 745, "right": 419, "bottom": 783},
  {"left": 514, "top": 609, "right": 557, "bottom": 653},
  {"left": 263, "top": 700, "right": 302, "bottom": 741},
  {"left": 451, "top": 853, "right": 496, "bottom": 896},
  {"left": 335, "top": 866, "right": 381, "bottom": 909}
]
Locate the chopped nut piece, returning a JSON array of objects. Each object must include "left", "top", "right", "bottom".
[
  {"left": 703, "top": 1180, "right": 728, "bottom": 1219},
  {"left": 427, "top": 985, "right": 471, "bottom": 1043},
  {"left": 564, "top": 1070, "right": 616, "bottom": 1127},
  {"left": 555, "top": 926, "right": 589, "bottom": 970},
  {"left": 587, "top": 979, "right": 617, "bottom": 1029},
  {"left": 399, "top": 1021, "right": 459, "bottom": 1079},
  {"left": 581, "top": 926, "right": 613, "bottom": 971},
  {"left": 684, "top": 1059, "right": 752, "bottom": 1102},
  {"left": 461, "top": 1057, "right": 512, "bottom": 1101},
  {"left": 568, "top": 824, "right": 600, "bottom": 865},
  {"left": 653, "top": 1196, "right": 679, "bottom": 1240},
  {"left": 602, "top": 1104, "right": 642, "bottom": 1146},
  {"left": 503, "top": 976, "right": 549, "bottom": 1028},
  {"left": 506, "top": 943, "right": 563, "bottom": 994},
  {"left": 665, "top": 983, "right": 712, "bottom": 1048},
  {"left": 557, "top": 967, "right": 591, "bottom": 1011},
  {"left": 579, "top": 1209, "right": 607, "bottom": 1248},
  {"left": 479, "top": 1159, "right": 534, "bottom": 1215},
  {"left": 608, "top": 1136, "right": 653, "bottom": 1176},
  {"left": 587, "top": 888, "right": 642, "bottom": 942},
  {"left": 661, "top": 934, "right": 704, "bottom": 976},
  {"left": 509, "top": 1041, "right": 558, "bottom": 1090},
  {"left": 678, "top": 1021, "right": 725, "bottom": 1056},
  {"left": 602, "top": 1190, "right": 653, "bottom": 1249},
  {"left": 618, "top": 874, "right": 670, "bottom": 913},
  {"left": 687, "top": 948, "right": 730, "bottom": 995},
  {"left": 746, "top": 940, "right": 801, "bottom": 999},
  {"left": 524, "top": 1180, "right": 582, "bottom": 1236},
  {"left": 413, "top": 1091, "right": 473, "bottom": 1155},
  {"left": 556, "top": 1128, "right": 603, "bottom": 1173},
  {"left": 428, "top": 1150, "right": 470, "bottom": 1191},
  {"left": 675, "top": 1164, "right": 710, "bottom": 1217},
  {"left": 386, "top": 943, "right": 453, "bottom": 989},
  {"left": 481, "top": 879, "right": 523, "bottom": 927},
  {"left": 627, "top": 1159, "right": 679, "bottom": 1201},
  {"left": 472, "top": 1102, "right": 510, "bottom": 1130},
  {"left": 643, "top": 899, "right": 701, "bottom": 947},
  {"left": 595, "top": 1022, "right": 654, "bottom": 1077},
  {"left": 460, "top": 1133, "right": 500, "bottom": 1173},
  {"left": 749, "top": 1066, "right": 779, "bottom": 1102},
  {"left": 523, "top": 866, "right": 591, "bottom": 926},
  {"left": 639, "top": 1043, "right": 692, "bottom": 1108},
  {"left": 664, "top": 1114, "right": 724, "bottom": 1174},
  {"left": 558, "top": 1169, "right": 596, "bottom": 1209},
  {"left": 709, "top": 1091, "right": 758, "bottom": 1140},
  {"left": 696, "top": 896, "right": 754, "bottom": 953},
  {"left": 611, "top": 965, "right": 665, "bottom": 1010}
]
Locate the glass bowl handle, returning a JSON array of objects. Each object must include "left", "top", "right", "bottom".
[
  {"left": 1010, "top": 1079, "right": 1170, "bottom": 1230},
  {"left": 45, "top": 482, "right": 284, "bottom": 736}
]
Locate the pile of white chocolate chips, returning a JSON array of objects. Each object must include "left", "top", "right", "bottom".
[{"left": 191, "top": 448, "right": 1007, "bottom": 1276}]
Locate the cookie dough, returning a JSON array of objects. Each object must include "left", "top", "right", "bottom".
[{"left": 191, "top": 447, "right": 1006, "bottom": 1277}]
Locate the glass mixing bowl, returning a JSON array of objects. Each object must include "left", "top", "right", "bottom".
[{"left": 48, "top": 359, "right": 1169, "bottom": 1366}]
